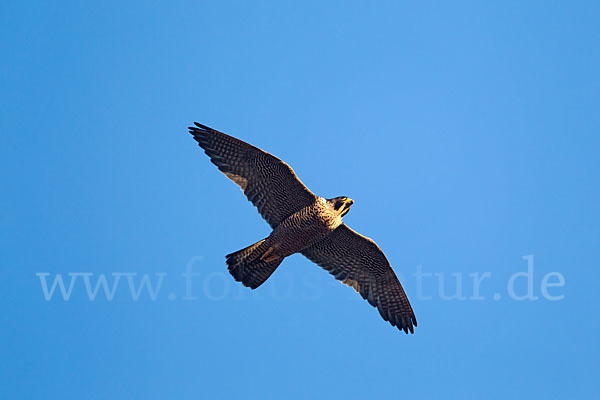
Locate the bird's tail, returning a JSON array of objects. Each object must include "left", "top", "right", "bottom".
[{"left": 226, "top": 239, "right": 283, "bottom": 289}]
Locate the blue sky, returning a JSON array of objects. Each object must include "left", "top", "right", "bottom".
[{"left": 1, "top": 1, "right": 599, "bottom": 398}]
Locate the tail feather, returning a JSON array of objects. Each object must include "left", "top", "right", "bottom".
[
  {"left": 226, "top": 239, "right": 266, "bottom": 266},
  {"left": 226, "top": 240, "right": 283, "bottom": 289}
]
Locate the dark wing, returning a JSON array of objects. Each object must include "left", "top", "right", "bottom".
[
  {"left": 189, "top": 123, "right": 317, "bottom": 228},
  {"left": 302, "top": 224, "right": 417, "bottom": 334}
]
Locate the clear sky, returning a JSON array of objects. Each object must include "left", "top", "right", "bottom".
[{"left": 1, "top": 1, "right": 599, "bottom": 399}]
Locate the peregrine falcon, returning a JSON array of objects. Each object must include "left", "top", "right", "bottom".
[{"left": 188, "top": 122, "right": 417, "bottom": 334}]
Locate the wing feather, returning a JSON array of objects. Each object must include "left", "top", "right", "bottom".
[
  {"left": 302, "top": 224, "right": 417, "bottom": 334},
  {"left": 189, "top": 123, "right": 317, "bottom": 228}
]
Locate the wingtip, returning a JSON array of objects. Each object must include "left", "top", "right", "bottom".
[
  {"left": 193, "top": 122, "right": 213, "bottom": 131},
  {"left": 188, "top": 122, "right": 211, "bottom": 135},
  {"left": 395, "top": 315, "right": 416, "bottom": 334}
]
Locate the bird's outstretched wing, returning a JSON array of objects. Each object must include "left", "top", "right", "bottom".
[
  {"left": 302, "top": 224, "right": 417, "bottom": 333},
  {"left": 189, "top": 122, "right": 317, "bottom": 228}
]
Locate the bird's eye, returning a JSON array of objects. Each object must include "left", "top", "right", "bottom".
[{"left": 334, "top": 201, "right": 343, "bottom": 211}]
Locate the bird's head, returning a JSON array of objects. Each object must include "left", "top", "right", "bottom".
[{"left": 328, "top": 196, "right": 354, "bottom": 217}]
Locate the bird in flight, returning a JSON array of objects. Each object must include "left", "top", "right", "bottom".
[{"left": 188, "top": 123, "right": 417, "bottom": 334}]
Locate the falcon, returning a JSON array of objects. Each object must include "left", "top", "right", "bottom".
[{"left": 188, "top": 122, "right": 417, "bottom": 334}]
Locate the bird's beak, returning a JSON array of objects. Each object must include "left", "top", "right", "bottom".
[{"left": 341, "top": 198, "right": 353, "bottom": 216}]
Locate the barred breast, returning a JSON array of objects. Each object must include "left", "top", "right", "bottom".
[{"left": 268, "top": 197, "right": 341, "bottom": 257}]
